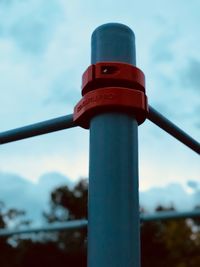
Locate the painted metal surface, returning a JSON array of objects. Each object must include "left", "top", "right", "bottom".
[
  {"left": 0, "top": 220, "right": 87, "bottom": 237},
  {"left": 0, "top": 108, "right": 199, "bottom": 153},
  {"left": 1, "top": 210, "right": 200, "bottom": 237},
  {"left": 88, "top": 23, "right": 141, "bottom": 267},
  {"left": 141, "top": 210, "right": 200, "bottom": 222},
  {"left": 0, "top": 114, "right": 75, "bottom": 144},
  {"left": 148, "top": 106, "right": 200, "bottom": 154}
]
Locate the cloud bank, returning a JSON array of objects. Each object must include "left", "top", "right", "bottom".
[
  {"left": 0, "top": 171, "right": 74, "bottom": 225},
  {"left": 1, "top": 172, "right": 200, "bottom": 227}
]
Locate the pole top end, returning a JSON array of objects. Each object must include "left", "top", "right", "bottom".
[
  {"left": 91, "top": 23, "right": 136, "bottom": 65},
  {"left": 92, "top": 23, "right": 135, "bottom": 38}
]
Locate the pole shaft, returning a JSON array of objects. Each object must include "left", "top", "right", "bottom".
[{"left": 88, "top": 23, "right": 140, "bottom": 267}]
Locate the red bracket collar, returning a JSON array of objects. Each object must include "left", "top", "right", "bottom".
[{"left": 74, "top": 62, "right": 148, "bottom": 129}]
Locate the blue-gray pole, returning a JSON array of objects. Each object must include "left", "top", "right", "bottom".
[{"left": 88, "top": 23, "right": 140, "bottom": 267}]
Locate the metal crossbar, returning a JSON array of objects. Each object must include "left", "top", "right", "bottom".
[
  {"left": 1, "top": 210, "right": 200, "bottom": 237},
  {"left": 148, "top": 106, "right": 200, "bottom": 154},
  {"left": 0, "top": 107, "right": 199, "bottom": 154},
  {"left": 140, "top": 209, "right": 200, "bottom": 222},
  {"left": 0, "top": 114, "right": 75, "bottom": 144},
  {"left": 0, "top": 220, "right": 87, "bottom": 237}
]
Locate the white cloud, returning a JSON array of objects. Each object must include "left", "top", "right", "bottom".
[
  {"left": 1, "top": 171, "right": 200, "bottom": 227},
  {"left": 0, "top": 171, "right": 74, "bottom": 226}
]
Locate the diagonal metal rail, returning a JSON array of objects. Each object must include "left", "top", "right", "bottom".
[
  {"left": 140, "top": 209, "right": 200, "bottom": 222},
  {"left": 0, "top": 114, "right": 76, "bottom": 145},
  {"left": 0, "top": 219, "right": 87, "bottom": 237},
  {"left": 1, "top": 210, "right": 200, "bottom": 237},
  {"left": 0, "top": 106, "right": 199, "bottom": 154},
  {"left": 148, "top": 106, "right": 200, "bottom": 154}
]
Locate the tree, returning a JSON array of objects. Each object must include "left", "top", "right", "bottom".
[
  {"left": 0, "top": 201, "right": 31, "bottom": 267},
  {"left": 141, "top": 206, "right": 200, "bottom": 267},
  {"left": 43, "top": 179, "right": 88, "bottom": 266},
  {"left": 1, "top": 179, "right": 200, "bottom": 266},
  {"left": 0, "top": 180, "right": 88, "bottom": 267},
  {"left": 44, "top": 179, "right": 87, "bottom": 222}
]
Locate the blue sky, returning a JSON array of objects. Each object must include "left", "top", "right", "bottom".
[{"left": 0, "top": 0, "right": 199, "bottom": 196}]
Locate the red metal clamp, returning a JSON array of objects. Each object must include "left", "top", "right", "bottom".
[{"left": 74, "top": 62, "right": 148, "bottom": 129}]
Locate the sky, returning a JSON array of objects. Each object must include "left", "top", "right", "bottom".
[
  {"left": 1, "top": 172, "right": 200, "bottom": 226},
  {"left": 0, "top": 0, "right": 199, "bottom": 213}
]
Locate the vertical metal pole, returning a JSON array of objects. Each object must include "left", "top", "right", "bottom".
[{"left": 88, "top": 23, "right": 140, "bottom": 267}]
